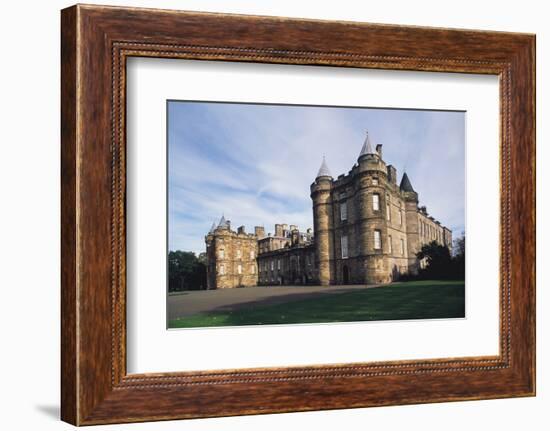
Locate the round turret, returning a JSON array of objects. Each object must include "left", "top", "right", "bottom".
[{"left": 311, "top": 157, "right": 334, "bottom": 285}]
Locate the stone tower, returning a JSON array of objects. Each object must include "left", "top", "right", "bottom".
[
  {"left": 310, "top": 157, "right": 333, "bottom": 285},
  {"left": 355, "top": 132, "right": 392, "bottom": 283},
  {"left": 205, "top": 215, "right": 259, "bottom": 289}
]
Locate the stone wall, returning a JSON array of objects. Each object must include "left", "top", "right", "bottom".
[{"left": 257, "top": 245, "right": 317, "bottom": 285}]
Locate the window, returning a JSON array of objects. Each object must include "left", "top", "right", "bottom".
[
  {"left": 251, "top": 265, "right": 255, "bottom": 274},
  {"left": 219, "top": 249, "right": 225, "bottom": 258},
  {"left": 340, "top": 201, "right": 348, "bottom": 221},
  {"left": 236, "top": 249, "right": 241, "bottom": 259},
  {"left": 399, "top": 210, "right": 403, "bottom": 225},
  {"left": 277, "top": 259, "right": 281, "bottom": 270},
  {"left": 386, "top": 198, "right": 391, "bottom": 221},
  {"left": 341, "top": 235, "right": 349, "bottom": 258},
  {"left": 372, "top": 194, "right": 380, "bottom": 211},
  {"left": 374, "top": 230, "right": 381, "bottom": 250},
  {"left": 250, "top": 250, "right": 254, "bottom": 260},
  {"left": 237, "top": 264, "right": 242, "bottom": 274},
  {"left": 270, "top": 261, "right": 274, "bottom": 271},
  {"left": 220, "top": 265, "right": 225, "bottom": 275},
  {"left": 372, "top": 177, "right": 379, "bottom": 185},
  {"left": 388, "top": 235, "right": 392, "bottom": 254},
  {"left": 401, "top": 238, "right": 405, "bottom": 255}
]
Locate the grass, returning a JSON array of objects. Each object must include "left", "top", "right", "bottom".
[{"left": 168, "top": 280, "right": 465, "bottom": 329}]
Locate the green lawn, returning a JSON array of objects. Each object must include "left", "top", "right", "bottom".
[{"left": 168, "top": 280, "right": 465, "bottom": 329}]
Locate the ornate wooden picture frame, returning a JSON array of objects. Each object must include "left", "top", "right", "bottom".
[{"left": 61, "top": 4, "right": 535, "bottom": 425}]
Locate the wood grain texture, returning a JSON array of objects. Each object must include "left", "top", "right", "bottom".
[{"left": 60, "top": 4, "right": 536, "bottom": 425}]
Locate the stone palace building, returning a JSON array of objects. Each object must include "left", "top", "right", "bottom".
[{"left": 205, "top": 133, "right": 452, "bottom": 289}]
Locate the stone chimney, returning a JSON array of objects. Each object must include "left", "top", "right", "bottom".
[
  {"left": 237, "top": 225, "right": 246, "bottom": 234},
  {"left": 275, "top": 224, "right": 284, "bottom": 237},
  {"left": 376, "top": 144, "right": 383, "bottom": 158},
  {"left": 291, "top": 229, "right": 300, "bottom": 246},
  {"left": 387, "top": 165, "right": 397, "bottom": 185},
  {"left": 254, "top": 226, "right": 265, "bottom": 239}
]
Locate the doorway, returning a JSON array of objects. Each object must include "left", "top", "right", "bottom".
[{"left": 343, "top": 265, "right": 349, "bottom": 285}]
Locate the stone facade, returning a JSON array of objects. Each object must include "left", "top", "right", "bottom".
[
  {"left": 205, "top": 133, "right": 451, "bottom": 288},
  {"left": 257, "top": 227, "right": 316, "bottom": 285},
  {"left": 205, "top": 217, "right": 258, "bottom": 289}
]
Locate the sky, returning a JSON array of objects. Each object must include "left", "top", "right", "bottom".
[{"left": 168, "top": 101, "right": 465, "bottom": 254}]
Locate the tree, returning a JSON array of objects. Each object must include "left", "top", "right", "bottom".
[
  {"left": 168, "top": 250, "right": 207, "bottom": 291},
  {"left": 451, "top": 233, "right": 465, "bottom": 279},
  {"left": 197, "top": 252, "right": 207, "bottom": 265},
  {"left": 416, "top": 241, "right": 453, "bottom": 279},
  {"left": 415, "top": 234, "right": 466, "bottom": 281}
]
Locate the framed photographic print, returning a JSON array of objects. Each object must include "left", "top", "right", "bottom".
[{"left": 61, "top": 4, "right": 535, "bottom": 425}]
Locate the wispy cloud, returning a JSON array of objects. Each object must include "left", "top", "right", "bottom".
[{"left": 168, "top": 102, "right": 465, "bottom": 253}]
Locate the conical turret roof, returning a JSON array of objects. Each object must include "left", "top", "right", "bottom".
[
  {"left": 399, "top": 172, "right": 415, "bottom": 192},
  {"left": 209, "top": 221, "right": 217, "bottom": 233},
  {"left": 316, "top": 156, "right": 332, "bottom": 178},
  {"left": 218, "top": 214, "right": 228, "bottom": 228},
  {"left": 359, "top": 131, "right": 376, "bottom": 158}
]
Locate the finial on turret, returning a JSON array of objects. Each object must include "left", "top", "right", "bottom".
[
  {"left": 316, "top": 156, "right": 332, "bottom": 179},
  {"left": 358, "top": 130, "right": 376, "bottom": 159}
]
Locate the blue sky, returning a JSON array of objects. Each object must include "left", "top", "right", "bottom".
[{"left": 168, "top": 101, "right": 465, "bottom": 254}]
